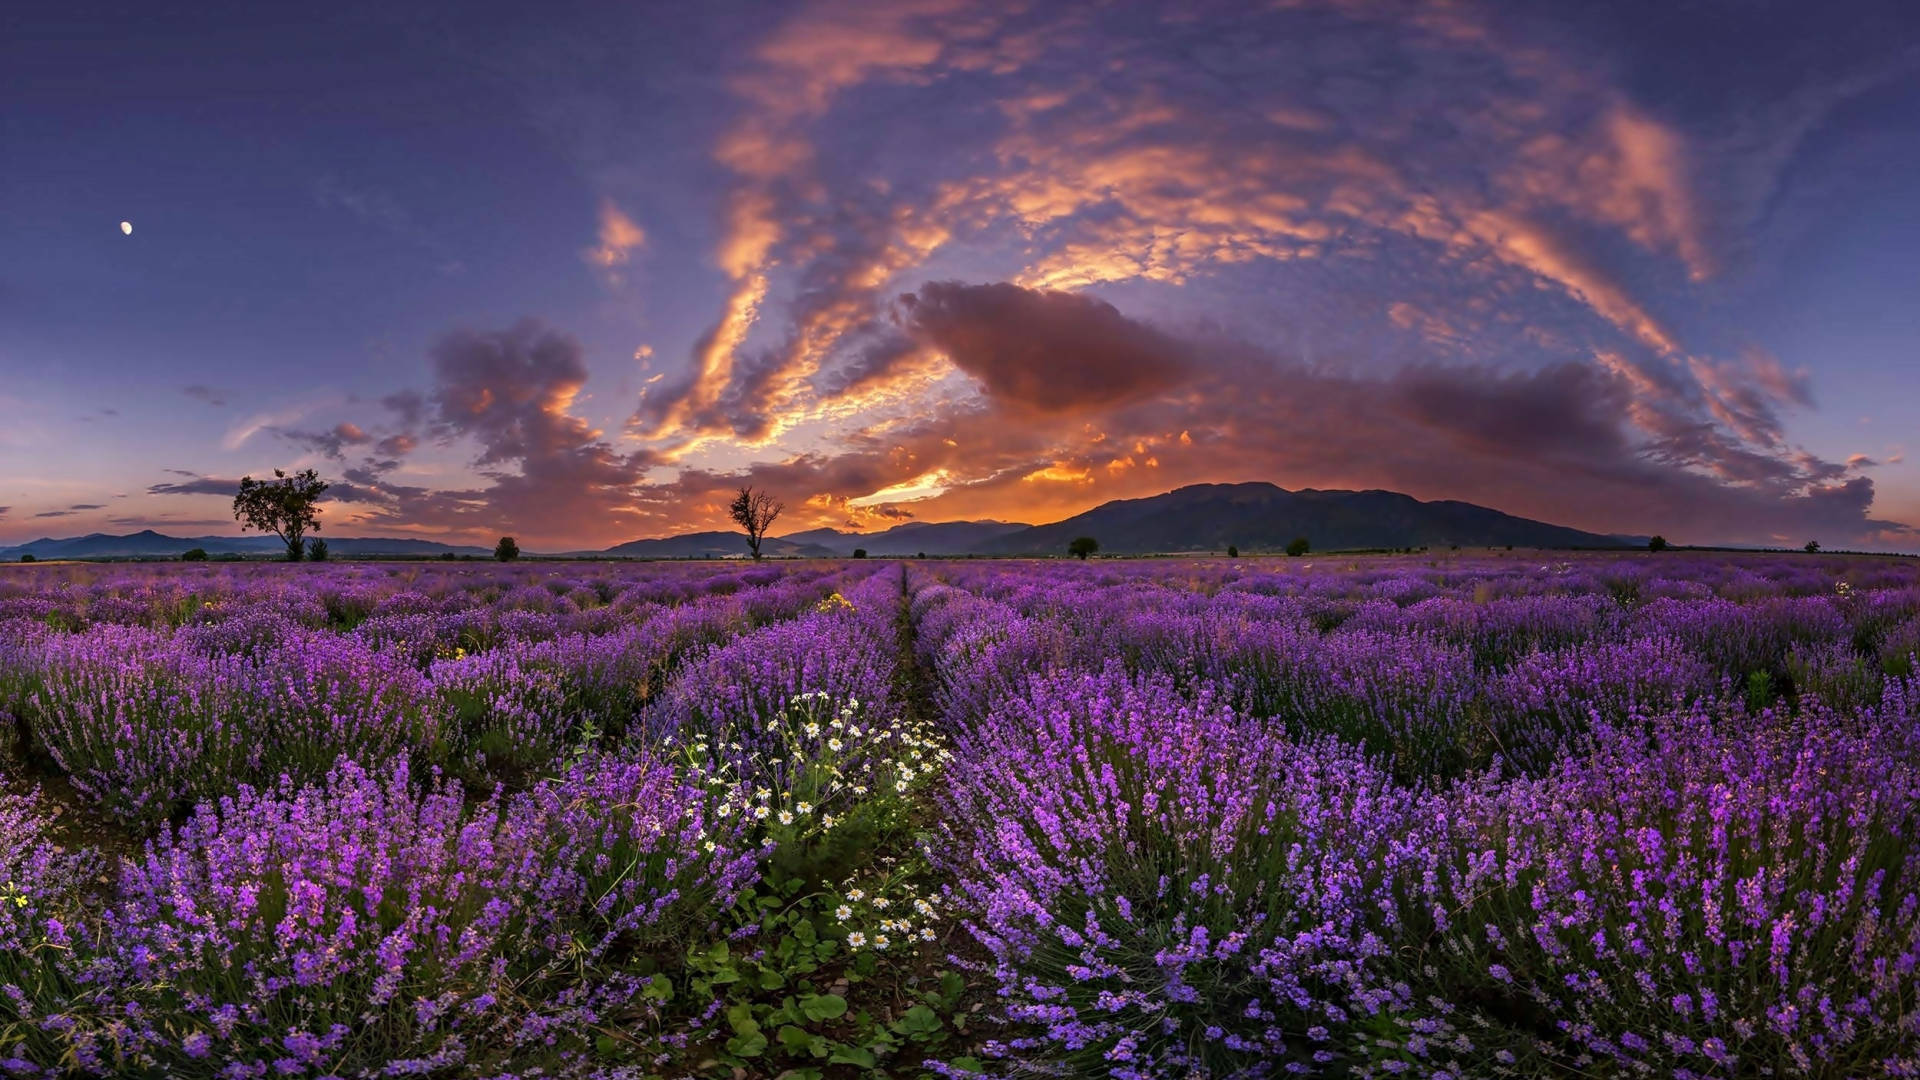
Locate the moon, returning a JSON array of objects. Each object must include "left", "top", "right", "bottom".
[{"left": 120, "top": 221, "right": 132, "bottom": 235}]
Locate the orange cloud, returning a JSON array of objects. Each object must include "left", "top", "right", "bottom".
[{"left": 584, "top": 201, "right": 646, "bottom": 279}]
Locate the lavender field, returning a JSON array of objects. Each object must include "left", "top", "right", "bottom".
[{"left": 1, "top": 553, "right": 1918, "bottom": 1079}]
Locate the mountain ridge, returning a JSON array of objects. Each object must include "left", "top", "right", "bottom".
[
  {"left": 975, "top": 482, "right": 1637, "bottom": 554},
  {"left": 1, "top": 484, "right": 1639, "bottom": 560}
]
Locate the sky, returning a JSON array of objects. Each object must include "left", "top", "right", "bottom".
[{"left": 3, "top": 0, "right": 1918, "bottom": 551}]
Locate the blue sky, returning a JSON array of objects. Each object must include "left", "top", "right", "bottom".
[{"left": 3, "top": 0, "right": 1917, "bottom": 549}]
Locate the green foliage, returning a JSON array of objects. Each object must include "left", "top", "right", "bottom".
[
  {"left": 1285, "top": 536, "right": 1310, "bottom": 557},
  {"left": 852, "top": 548, "right": 868, "bottom": 559},
  {"left": 1806, "top": 539, "right": 1821, "bottom": 553},
  {"left": 630, "top": 870, "right": 977, "bottom": 1079},
  {"left": 306, "top": 538, "right": 329, "bottom": 562},
  {"left": 494, "top": 536, "right": 521, "bottom": 562},
  {"left": 1226, "top": 544, "right": 1238, "bottom": 558},
  {"left": 1648, "top": 535, "right": 1668, "bottom": 552},
  {"left": 1067, "top": 536, "right": 1099, "bottom": 560},
  {"left": 17, "top": 554, "right": 35, "bottom": 564},
  {"left": 595, "top": 695, "right": 981, "bottom": 1077},
  {"left": 232, "top": 468, "right": 329, "bottom": 561},
  {"left": 180, "top": 548, "right": 209, "bottom": 562}
]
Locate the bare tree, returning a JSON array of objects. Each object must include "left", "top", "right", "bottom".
[{"left": 729, "top": 486, "right": 784, "bottom": 560}]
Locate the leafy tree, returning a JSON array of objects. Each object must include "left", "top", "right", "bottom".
[
  {"left": 494, "top": 536, "right": 521, "bottom": 562},
  {"left": 232, "top": 469, "right": 329, "bottom": 562},
  {"left": 18, "top": 554, "right": 35, "bottom": 564},
  {"left": 1648, "top": 535, "right": 1668, "bottom": 552},
  {"left": 1068, "top": 536, "right": 1099, "bottom": 560},
  {"left": 440, "top": 552, "right": 457, "bottom": 561},
  {"left": 1285, "top": 536, "right": 1310, "bottom": 557},
  {"left": 1227, "top": 544, "right": 1239, "bottom": 558},
  {"left": 1805, "top": 540, "right": 1821, "bottom": 553},
  {"left": 180, "top": 547, "right": 209, "bottom": 562},
  {"left": 307, "top": 538, "right": 329, "bottom": 562},
  {"left": 851, "top": 548, "right": 867, "bottom": 559},
  {"left": 729, "top": 486, "right": 784, "bottom": 560}
]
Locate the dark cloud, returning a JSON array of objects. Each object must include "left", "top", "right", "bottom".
[
  {"left": 340, "top": 320, "right": 656, "bottom": 543},
  {"left": 1392, "top": 363, "right": 1633, "bottom": 462},
  {"left": 382, "top": 390, "right": 426, "bottom": 427},
  {"left": 183, "top": 385, "right": 228, "bottom": 407},
  {"left": 148, "top": 475, "right": 240, "bottom": 497},
  {"left": 324, "top": 482, "right": 389, "bottom": 504},
  {"left": 901, "top": 282, "right": 1190, "bottom": 414},
  {"left": 278, "top": 421, "right": 375, "bottom": 460},
  {"left": 29, "top": 503, "right": 108, "bottom": 519},
  {"left": 108, "top": 516, "right": 231, "bottom": 529},
  {"left": 375, "top": 433, "right": 416, "bottom": 458}
]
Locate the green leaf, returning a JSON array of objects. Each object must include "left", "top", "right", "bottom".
[
  {"left": 827, "top": 1044, "right": 876, "bottom": 1068},
  {"left": 778, "top": 1025, "right": 815, "bottom": 1053},
  {"left": 947, "top": 1056, "right": 986, "bottom": 1075},
  {"left": 726, "top": 1002, "right": 760, "bottom": 1035},
  {"left": 898, "top": 1004, "right": 941, "bottom": 1035},
  {"left": 726, "top": 1031, "right": 769, "bottom": 1058},
  {"left": 799, "top": 993, "right": 848, "bottom": 1021},
  {"left": 760, "top": 967, "right": 787, "bottom": 991}
]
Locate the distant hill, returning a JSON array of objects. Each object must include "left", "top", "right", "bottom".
[
  {"left": 0, "top": 530, "right": 492, "bottom": 560},
  {"left": 596, "top": 531, "right": 839, "bottom": 560},
  {"left": 978, "top": 483, "right": 1639, "bottom": 554},
  {"left": 777, "top": 520, "right": 1031, "bottom": 556}
]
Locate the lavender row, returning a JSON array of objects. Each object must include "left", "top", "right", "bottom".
[
  {"left": 0, "top": 562, "right": 891, "bottom": 823},
  {"left": 912, "top": 558, "right": 1920, "bottom": 781}
]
